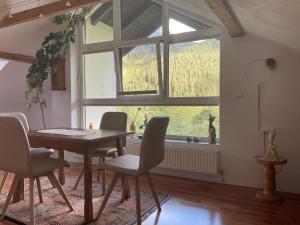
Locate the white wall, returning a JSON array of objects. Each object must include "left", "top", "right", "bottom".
[
  {"left": 220, "top": 32, "right": 300, "bottom": 194},
  {"left": 0, "top": 18, "right": 61, "bottom": 129}
]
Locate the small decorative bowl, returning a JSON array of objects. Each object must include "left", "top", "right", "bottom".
[
  {"left": 193, "top": 137, "right": 200, "bottom": 142},
  {"left": 186, "top": 137, "right": 193, "bottom": 142}
]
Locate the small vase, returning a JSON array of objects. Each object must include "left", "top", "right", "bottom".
[{"left": 129, "top": 121, "right": 137, "bottom": 136}]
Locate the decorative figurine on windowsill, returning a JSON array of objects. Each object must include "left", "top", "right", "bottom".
[
  {"left": 193, "top": 137, "right": 200, "bottom": 143},
  {"left": 129, "top": 107, "right": 141, "bottom": 136},
  {"left": 265, "top": 129, "right": 279, "bottom": 161},
  {"left": 186, "top": 137, "right": 193, "bottom": 142},
  {"left": 208, "top": 114, "right": 216, "bottom": 144}
]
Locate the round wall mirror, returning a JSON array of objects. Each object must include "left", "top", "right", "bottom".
[{"left": 246, "top": 59, "right": 274, "bottom": 85}]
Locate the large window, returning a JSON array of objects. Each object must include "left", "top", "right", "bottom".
[
  {"left": 82, "top": 0, "right": 221, "bottom": 141},
  {"left": 120, "top": 44, "right": 162, "bottom": 95},
  {"left": 169, "top": 39, "right": 220, "bottom": 97},
  {"left": 85, "top": 3, "right": 113, "bottom": 44},
  {"left": 84, "top": 51, "right": 116, "bottom": 99},
  {"left": 85, "top": 106, "right": 219, "bottom": 139},
  {"left": 121, "top": 0, "right": 162, "bottom": 40}
]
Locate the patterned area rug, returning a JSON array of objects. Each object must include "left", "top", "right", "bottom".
[{"left": 0, "top": 176, "right": 169, "bottom": 225}]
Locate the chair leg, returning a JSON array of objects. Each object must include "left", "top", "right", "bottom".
[
  {"left": 47, "top": 172, "right": 73, "bottom": 212},
  {"left": 146, "top": 173, "right": 161, "bottom": 211},
  {"left": 121, "top": 176, "right": 129, "bottom": 203},
  {"left": 73, "top": 168, "right": 84, "bottom": 190},
  {"left": 0, "top": 172, "right": 8, "bottom": 193},
  {"left": 29, "top": 178, "right": 35, "bottom": 225},
  {"left": 96, "top": 157, "right": 101, "bottom": 182},
  {"left": 96, "top": 173, "right": 119, "bottom": 220},
  {"left": 1, "top": 175, "right": 19, "bottom": 220},
  {"left": 101, "top": 157, "right": 105, "bottom": 195},
  {"left": 47, "top": 175, "right": 56, "bottom": 189},
  {"left": 36, "top": 178, "right": 43, "bottom": 203},
  {"left": 135, "top": 176, "right": 142, "bottom": 225}
]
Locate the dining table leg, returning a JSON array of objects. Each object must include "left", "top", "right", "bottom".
[
  {"left": 83, "top": 150, "right": 93, "bottom": 224},
  {"left": 58, "top": 150, "right": 65, "bottom": 185},
  {"left": 12, "top": 179, "right": 24, "bottom": 203},
  {"left": 116, "top": 137, "right": 131, "bottom": 200}
]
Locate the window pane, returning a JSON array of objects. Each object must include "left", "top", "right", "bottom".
[
  {"left": 121, "top": 0, "right": 162, "bottom": 41},
  {"left": 121, "top": 44, "right": 160, "bottom": 94},
  {"left": 85, "top": 106, "right": 116, "bottom": 128},
  {"left": 169, "top": 39, "right": 220, "bottom": 97},
  {"left": 84, "top": 52, "right": 116, "bottom": 99},
  {"left": 169, "top": 10, "right": 210, "bottom": 35},
  {"left": 85, "top": 106, "right": 219, "bottom": 138},
  {"left": 85, "top": 2, "right": 113, "bottom": 44}
]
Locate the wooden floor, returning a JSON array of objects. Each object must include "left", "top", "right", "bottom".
[{"left": 1, "top": 163, "right": 300, "bottom": 225}]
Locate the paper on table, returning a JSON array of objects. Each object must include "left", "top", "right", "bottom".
[{"left": 37, "top": 129, "right": 96, "bottom": 136}]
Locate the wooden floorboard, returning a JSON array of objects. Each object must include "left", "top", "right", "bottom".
[{"left": 0, "top": 162, "right": 299, "bottom": 225}]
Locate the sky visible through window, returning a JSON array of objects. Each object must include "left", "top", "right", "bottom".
[
  {"left": 150, "top": 18, "right": 196, "bottom": 37},
  {"left": 169, "top": 18, "right": 196, "bottom": 34},
  {"left": 0, "top": 60, "right": 9, "bottom": 71}
]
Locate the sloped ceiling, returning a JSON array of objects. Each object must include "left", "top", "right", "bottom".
[
  {"left": 163, "top": 0, "right": 219, "bottom": 25},
  {"left": 0, "top": 0, "right": 58, "bottom": 19},
  {"left": 0, "top": 16, "right": 59, "bottom": 56},
  {"left": 227, "top": 0, "right": 300, "bottom": 52},
  {"left": 165, "top": 0, "right": 300, "bottom": 52},
  {"left": 0, "top": 0, "right": 300, "bottom": 53},
  {"left": 0, "top": 0, "right": 7, "bottom": 20}
]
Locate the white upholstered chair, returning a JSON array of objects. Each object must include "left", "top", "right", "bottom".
[
  {"left": 0, "top": 112, "right": 54, "bottom": 200},
  {"left": 0, "top": 116, "right": 73, "bottom": 225},
  {"left": 96, "top": 116, "right": 169, "bottom": 225},
  {"left": 73, "top": 112, "right": 127, "bottom": 194}
]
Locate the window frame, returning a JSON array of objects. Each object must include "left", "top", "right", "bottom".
[
  {"left": 116, "top": 41, "right": 164, "bottom": 98},
  {"left": 80, "top": 0, "right": 221, "bottom": 138}
]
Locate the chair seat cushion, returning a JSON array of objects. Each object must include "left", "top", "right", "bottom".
[
  {"left": 28, "top": 158, "right": 69, "bottom": 177},
  {"left": 30, "top": 148, "right": 54, "bottom": 158},
  {"left": 92, "top": 148, "right": 117, "bottom": 157},
  {"left": 101, "top": 155, "right": 140, "bottom": 175}
]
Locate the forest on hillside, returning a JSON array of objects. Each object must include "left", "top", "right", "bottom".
[{"left": 118, "top": 39, "right": 220, "bottom": 138}]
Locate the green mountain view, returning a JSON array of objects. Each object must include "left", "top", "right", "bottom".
[{"left": 118, "top": 39, "right": 220, "bottom": 138}]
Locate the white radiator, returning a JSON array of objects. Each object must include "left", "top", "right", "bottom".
[{"left": 126, "top": 141, "right": 220, "bottom": 175}]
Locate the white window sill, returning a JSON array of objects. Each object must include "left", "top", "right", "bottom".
[{"left": 126, "top": 136, "right": 220, "bottom": 151}]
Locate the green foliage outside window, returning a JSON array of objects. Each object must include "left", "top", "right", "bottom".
[{"left": 119, "top": 39, "right": 220, "bottom": 138}]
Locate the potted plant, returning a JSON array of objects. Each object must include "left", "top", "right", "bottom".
[{"left": 25, "top": 8, "right": 90, "bottom": 128}]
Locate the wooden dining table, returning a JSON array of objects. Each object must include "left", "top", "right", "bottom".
[{"left": 12, "top": 128, "right": 130, "bottom": 224}]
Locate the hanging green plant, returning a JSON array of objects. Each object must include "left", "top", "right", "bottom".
[{"left": 25, "top": 8, "right": 90, "bottom": 128}]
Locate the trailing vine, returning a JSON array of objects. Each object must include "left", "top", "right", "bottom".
[{"left": 25, "top": 8, "right": 90, "bottom": 128}]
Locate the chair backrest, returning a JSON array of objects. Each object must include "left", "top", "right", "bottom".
[
  {"left": 0, "top": 117, "right": 31, "bottom": 174},
  {"left": 138, "top": 116, "right": 169, "bottom": 174},
  {"left": 100, "top": 112, "right": 128, "bottom": 145},
  {"left": 0, "top": 112, "right": 29, "bottom": 132}
]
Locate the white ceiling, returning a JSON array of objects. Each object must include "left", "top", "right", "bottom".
[
  {"left": 228, "top": 0, "right": 300, "bottom": 52},
  {"left": 0, "top": 0, "right": 7, "bottom": 20},
  {"left": 166, "top": 0, "right": 300, "bottom": 52},
  {"left": 0, "top": 16, "right": 59, "bottom": 56},
  {"left": 0, "top": 0, "right": 58, "bottom": 18},
  {"left": 0, "top": 0, "right": 300, "bottom": 53}
]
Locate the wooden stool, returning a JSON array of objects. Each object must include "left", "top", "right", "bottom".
[{"left": 255, "top": 156, "right": 287, "bottom": 202}]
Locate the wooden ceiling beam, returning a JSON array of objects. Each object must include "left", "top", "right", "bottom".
[
  {"left": 0, "top": 51, "right": 35, "bottom": 64},
  {"left": 0, "top": 0, "right": 107, "bottom": 29},
  {"left": 204, "top": 0, "right": 244, "bottom": 37}
]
